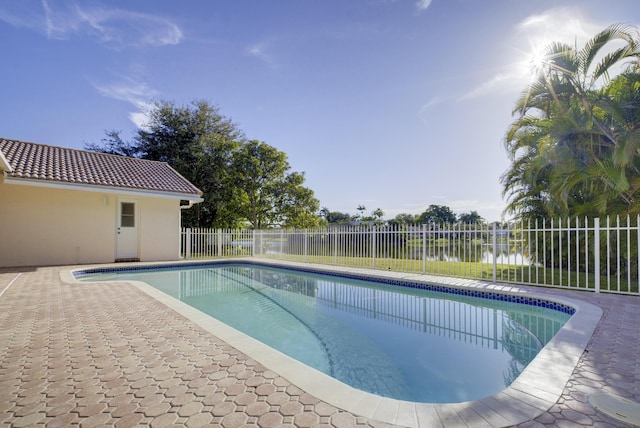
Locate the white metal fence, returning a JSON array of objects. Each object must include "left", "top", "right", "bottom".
[
  {"left": 180, "top": 216, "right": 640, "bottom": 295},
  {"left": 180, "top": 228, "right": 255, "bottom": 259}
]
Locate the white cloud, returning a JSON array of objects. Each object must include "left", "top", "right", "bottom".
[
  {"left": 247, "top": 42, "right": 279, "bottom": 68},
  {"left": 0, "top": 0, "right": 49, "bottom": 32},
  {"left": 0, "top": 0, "right": 182, "bottom": 48},
  {"left": 94, "top": 80, "right": 158, "bottom": 104},
  {"left": 458, "top": 71, "right": 522, "bottom": 101},
  {"left": 417, "top": 96, "right": 444, "bottom": 122},
  {"left": 415, "top": 0, "right": 432, "bottom": 12},
  {"left": 515, "top": 7, "right": 599, "bottom": 50},
  {"left": 75, "top": 6, "right": 183, "bottom": 48},
  {"left": 129, "top": 109, "right": 152, "bottom": 130},
  {"left": 42, "top": 0, "right": 61, "bottom": 38},
  {"left": 94, "top": 78, "right": 158, "bottom": 129}
]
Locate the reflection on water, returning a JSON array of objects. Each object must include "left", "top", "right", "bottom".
[
  {"left": 81, "top": 264, "right": 570, "bottom": 403},
  {"left": 265, "top": 239, "right": 533, "bottom": 265}
]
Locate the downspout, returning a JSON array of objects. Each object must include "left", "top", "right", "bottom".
[
  {"left": 180, "top": 200, "right": 198, "bottom": 210},
  {"left": 179, "top": 199, "right": 202, "bottom": 260}
]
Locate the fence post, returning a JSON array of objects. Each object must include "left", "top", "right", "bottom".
[
  {"left": 333, "top": 228, "right": 338, "bottom": 265},
  {"left": 252, "top": 230, "right": 257, "bottom": 257},
  {"left": 594, "top": 217, "right": 600, "bottom": 293},
  {"left": 372, "top": 226, "right": 377, "bottom": 269},
  {"left": 303, "top": 230, "right": 308, "bottom": 262},
  {"left": 185, "top": 228, "right": 192, "bottom": 260},
  {"left": 217, "top": 229, "right": 222, "bottom": 257},
  {"left": 422, "top": 224, "right": 427, "bottom": 274},
  {"left": 280, "top": 229, "right": 284, "bottom": 260},
  {"left": 492, "top": 223, "right": 497, "bottom": 283}
]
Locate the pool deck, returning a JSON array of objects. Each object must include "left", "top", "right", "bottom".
[{"left": 1, "top": 259, "right": 639, "bottom": 427}]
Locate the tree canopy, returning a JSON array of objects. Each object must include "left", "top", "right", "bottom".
[
  {"left": 87, "top": 100, "right": 320, "bottom": 228},
  {"left": 417, "top": 204, "right": 457, "bottom": 225},
  {"left": 501, "top": 24, "right": 640, "bottom": 220},
  {"left": 320, "top": 208, "right": 353, "bottom": 225},
  {"left": 458, "top": 211, "right": 484, "bottom": 224},
  {"left": 232, "top": 140, "right": 320, "bottom": 229}
]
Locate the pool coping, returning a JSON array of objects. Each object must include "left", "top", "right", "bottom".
[{"left": 62, "top": 258, "right": 603, "bottom": 428}]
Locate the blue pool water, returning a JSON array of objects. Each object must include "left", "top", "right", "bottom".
[{"left": 77, "top": 262, "right": 572, "bottom": 403}]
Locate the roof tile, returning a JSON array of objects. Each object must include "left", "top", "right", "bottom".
[{"left": 0, "top": 139, "right": 202, "bottom": 197}]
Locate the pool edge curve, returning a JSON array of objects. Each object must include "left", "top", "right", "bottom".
[{"left": 63, "top": 258, "right": 602, "bottom": 428}]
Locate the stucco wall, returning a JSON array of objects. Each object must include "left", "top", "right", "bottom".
[
  {"left": 138, "top": 196, "right": 181, "bottom": 262},
  {"left": 0, "top": 181, "right": 181, "bottom": 267}
]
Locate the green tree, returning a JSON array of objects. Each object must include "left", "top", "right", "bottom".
[
  {"left": 87, "top": 99, "right": 321, "bottom": 229},
  {"left": 502, "top": 24, "right": 640, "bottom": 220},
  {"left": 354, "top": 207, "right": 385, "bottom": 226},
  {"left": 417, "top": 205, "right": 457, "bottom": 225},
  {"left": 86, "top": 130, "right": 139, "bottom": 158},
  {"left": 372, "top": 208, "right": 385, "bottom": 226},
  {"left": 458, "top": 211, "right": 484, "bottom": 224},
  {"left": 143, "top": 100, "right": 244, "bottom": 228},
  {"left": 231, "top": 140, "right": 320, "bottom": 229},
  {"left": 87, "top": 100, "right": 244, "bottom": 228},
  {"left": 388, "top": 213, "right": 417, "bottom": 228},
  {"left": 320, "top": 208, "right": 353, "bottom": 225}
]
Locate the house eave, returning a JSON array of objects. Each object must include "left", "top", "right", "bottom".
[
  {"left": 0, "top": 151, "right": 12, "bottom": 173},
  {"left": 3, "top": 176, "right": 204, "bottom": 202}
]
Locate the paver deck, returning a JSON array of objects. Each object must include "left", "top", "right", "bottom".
[{"left": 1, "top": 261, "right": 639, "bottom": 427}]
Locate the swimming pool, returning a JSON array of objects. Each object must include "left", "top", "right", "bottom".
[{"left": 76, "top": 261, "right": 573, "bottom": 404}]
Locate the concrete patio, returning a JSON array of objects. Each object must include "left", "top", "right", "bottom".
[{"left": 1, "top": 263, "right": 639, "bottom": 427}]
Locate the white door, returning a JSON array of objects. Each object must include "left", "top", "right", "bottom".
[{"left": 116, "top": 199, "right": 139, "bottom": 260}]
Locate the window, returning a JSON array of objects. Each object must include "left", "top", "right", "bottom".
[{"left": 121, "top": 202, "right": 135, "bottom": 227}]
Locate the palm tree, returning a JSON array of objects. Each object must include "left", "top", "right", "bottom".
[{"left": 502, "top": 24, "right": 640, "bottom": 220}]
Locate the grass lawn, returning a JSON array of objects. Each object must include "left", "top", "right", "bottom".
[{"left": 256, "top": 253, "right": 636, "bottom": 293}]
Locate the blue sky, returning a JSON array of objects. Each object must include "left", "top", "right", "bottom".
[{"left": 2, "top": 0, "right": 639, "bottom": 222}]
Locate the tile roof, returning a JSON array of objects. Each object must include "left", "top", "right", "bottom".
[{"left": 0, "top": 138, "right": 203, "bottom": 197}]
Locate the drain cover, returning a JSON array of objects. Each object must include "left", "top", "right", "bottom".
[{"left": 589, "top": 392, "right": 640, "bottom": 426}]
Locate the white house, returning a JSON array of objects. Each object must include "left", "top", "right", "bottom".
[{"left": 0, "top": 138, "right": 203, "bottom": 267}]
